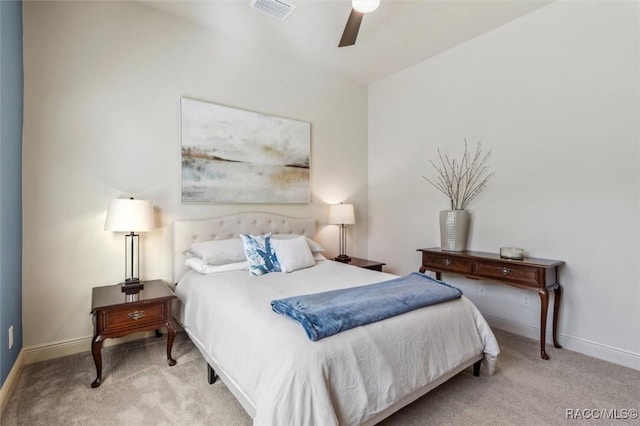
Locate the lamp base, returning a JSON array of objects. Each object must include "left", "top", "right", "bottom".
[
  {"left": 334, "top": 254, "right": 351, "bottom": 263},
  {"left": 121, "top": 280, "right": 144, "bottom": 293}
]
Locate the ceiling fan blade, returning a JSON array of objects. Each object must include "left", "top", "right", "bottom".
[{"left": 338, "top": 9, "right": 364, "bottom": 47}]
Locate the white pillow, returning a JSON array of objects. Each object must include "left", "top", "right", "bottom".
[
  {"left": 189, "top": 238, "right": 246, "bottom": 265},
  {"left": 271, "top": 234, "right": 325, "bottom": 253},
  {"left": 185, "top": 257, "right": 248, "bottom": 274},
  {"left": 271, "top": 235, "right": 316, "bottom": 273}
]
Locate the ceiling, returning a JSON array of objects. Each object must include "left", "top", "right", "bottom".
[{"left": 140, "top": 0, "right": 554, "bottom": 85}]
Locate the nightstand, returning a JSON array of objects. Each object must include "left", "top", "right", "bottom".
[
  {"left": 90, "top": 279, "right": 177, "bottom": 388},
  {"left": 335, "top": 256, "right": 386, "bottom": 272}
]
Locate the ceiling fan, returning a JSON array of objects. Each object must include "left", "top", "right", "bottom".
[{"left": 338, "top": 0, "right": 380, "bottom": 47}]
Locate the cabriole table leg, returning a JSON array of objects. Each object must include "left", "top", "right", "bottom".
[
  {"left": 552, "top": 284, "right": 563, "bottom": 349},
  {"left": 91, "top": 335, "right": 104, "bottom": 388},
  {"left": 537, "top": 288, "right": 550, "bottom": 360},
  {"left": 166, "top": 320, "right": 177, "bottom": 366}
]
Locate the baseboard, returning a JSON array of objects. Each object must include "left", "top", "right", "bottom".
[
  {"left": 22, "top": 331, "right": 159, "bottom": 365},
  {"left": 0, "top": 349, "right": 24, "bottom": 417},
  {"left": 484, "top": 314, "right": 640, "bottom": 370}
]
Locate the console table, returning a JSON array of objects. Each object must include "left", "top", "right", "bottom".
[{"left": 418, "top": 248, "right": 565, "bottom": 360}]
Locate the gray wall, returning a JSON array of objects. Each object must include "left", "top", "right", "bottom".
[{"left": 0, "top": 0, "right": 23, "bottom": 386}]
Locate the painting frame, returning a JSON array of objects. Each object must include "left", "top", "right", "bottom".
[{"left": 180, "top": 97, "right": 311, "bottom": 204}]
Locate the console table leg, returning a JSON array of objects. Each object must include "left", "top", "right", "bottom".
[
  {"left": 537, "top": 288, "right": 550, "bottom": 360},
  {"left": 552, "top": 285, "right": 563, "bottom": 348},
  {"left": 91, "top": 335, "right": 104, "bottom": 388}
]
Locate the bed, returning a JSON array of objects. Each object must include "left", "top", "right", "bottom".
[{"left": 173, "top": 212, "right": 499, "bottom": 426}]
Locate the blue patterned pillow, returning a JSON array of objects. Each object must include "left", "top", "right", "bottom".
[{"left": 240, "top": 233, "right": 281, "bottom": 276}]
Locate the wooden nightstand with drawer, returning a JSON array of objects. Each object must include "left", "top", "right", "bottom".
[
  {"left": 418, "top": 248, "right": 565, "bottom": 360},
  {"left": 90, "top": 279, "right": 177, "bottom": 388},
  {"left": 335, "top": 256, "right": 386, "bottom": 272}
]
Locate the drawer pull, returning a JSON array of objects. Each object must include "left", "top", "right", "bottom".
[
  {"left": 500, "top": 267, "right": 511, "bottom": 275},
  {"left": 442, "top": 259, "right": 453, "bottom": 266},
  {"left": 128, "top": 310, "right": 145, "bottom": 321}
]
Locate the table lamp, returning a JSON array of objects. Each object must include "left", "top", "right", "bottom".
[
  {"left": 104, "top": 197, "right": 155, "bottom": 292},
  {"left": 328, "top": 203, "right": 355, "bottom": 262}
]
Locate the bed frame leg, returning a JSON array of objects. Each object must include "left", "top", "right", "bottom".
[
  {"left": 472, "top": 360, "right": 481, "bottom": 377},
  {"left": 207, "top": 363, "right": 218, "bottom": 384}
]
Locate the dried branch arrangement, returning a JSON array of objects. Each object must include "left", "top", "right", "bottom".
[{"left": 423, "top": 140, "right": 493, "bottom": 210}]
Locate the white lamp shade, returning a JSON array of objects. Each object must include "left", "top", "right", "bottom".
[
  {"left": 352, "top": 0, "right": 380, "bottom": 14},
  {"left": 328, "top": 203, "right": 355, "bottom": 225},
  {"left": 104, "top": 198, "right": 155, "bottom": 232}
]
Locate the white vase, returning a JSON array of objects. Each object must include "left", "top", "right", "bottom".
[{"left": 439, "top": 210, "right": 469, "bottom": 252}]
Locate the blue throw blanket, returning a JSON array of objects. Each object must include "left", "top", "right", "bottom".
[{"left": 271, "top": 272, "right": 462, "bottom": 341}]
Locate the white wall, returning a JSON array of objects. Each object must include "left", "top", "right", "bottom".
[
  {"left": 368, "top": 0, "right": 639, "bottom": 368},
  {"left": 22, "top": 2, "right": 368, "bottom": 348}
]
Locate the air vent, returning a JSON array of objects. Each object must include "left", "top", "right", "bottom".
[{"left": 250, "top": 0, "right": 295, "bottom": 20}]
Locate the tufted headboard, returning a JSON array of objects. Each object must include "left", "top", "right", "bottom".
[{"left": 173, "top": 212, "right": 316, "bottom": 283}]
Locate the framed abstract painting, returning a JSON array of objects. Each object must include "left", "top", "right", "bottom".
[{"left": 180, "top": 97, "right": 311, "bottom": 203}]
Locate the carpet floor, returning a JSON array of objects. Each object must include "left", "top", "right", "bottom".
[{"left": 2, "top": 328, "right": 638, "bottom": 425}]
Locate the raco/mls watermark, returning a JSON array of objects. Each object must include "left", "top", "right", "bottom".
[{"left": 566, "top": 409, "right": 638, "bottom": 420}]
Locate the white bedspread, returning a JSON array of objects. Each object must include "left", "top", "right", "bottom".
[{"left": 176, "top": 260, "right": 499, "bottom": 426}]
